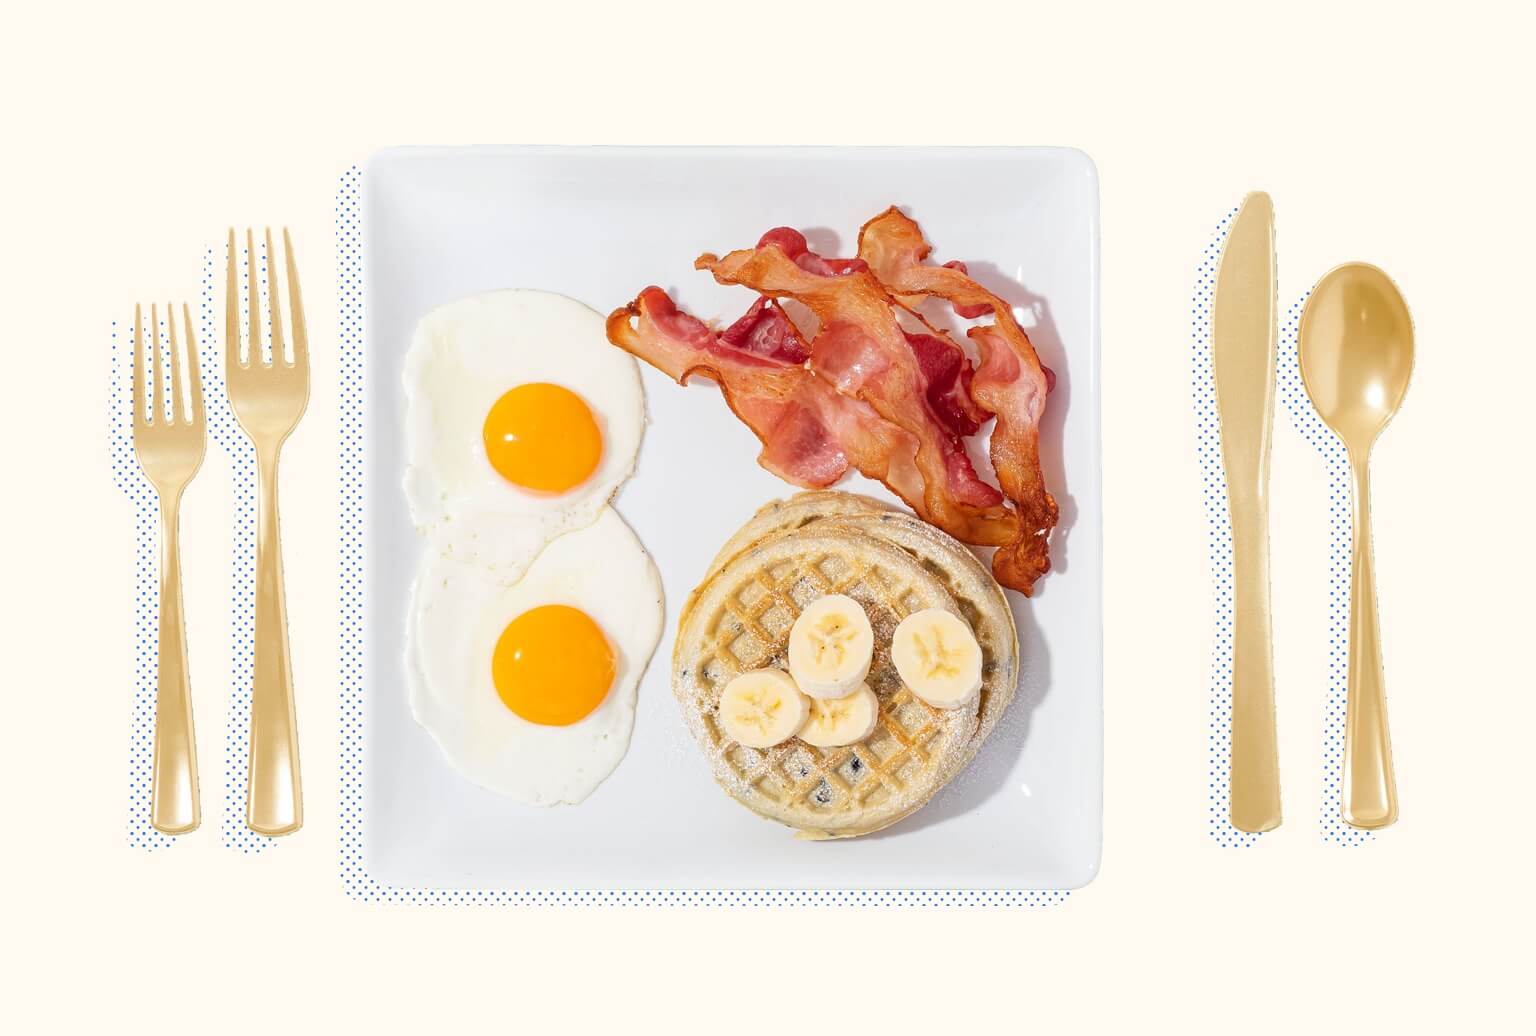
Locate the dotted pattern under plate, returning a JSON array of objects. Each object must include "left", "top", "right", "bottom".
[{"left": 333, "top": 164, "right": 1071, "bottom": 905}]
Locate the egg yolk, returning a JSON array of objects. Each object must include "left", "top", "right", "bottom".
[
  {"left": 482, "top": 383, "right": 602, "bottom": 493},
  {"left": 492, "top": 605, "right": 615, "bottom": 726}
]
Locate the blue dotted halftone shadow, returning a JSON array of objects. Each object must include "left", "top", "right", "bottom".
[
  {"left": 111, "top": 255, "right": 278, "bottom": 851},
  {"left": 332, "top": 165, "right": 1071, "bottom": 906},
  {"left": 1277, "top": 297, "right": 1372, "bottom": 847},
  {"left": 198, "top": 243, "right": 276, "bottom": 855},
  {"left": 109, "top": 317, "right": 176, "bottom": 851},
  {"left": 1192, "top": 207, "right": 1263, "bottom": 848}
]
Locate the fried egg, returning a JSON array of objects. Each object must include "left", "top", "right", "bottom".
[
  {"left": 406, "top": 508, "right": 663, "bottom": 805},
  {"left": 403, "top": 289, "right": 645, "bottom": 582}
]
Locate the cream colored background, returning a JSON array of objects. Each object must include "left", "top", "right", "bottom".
[{"left": 4, "top": 0, "right": 1532, "bottom": 1030}]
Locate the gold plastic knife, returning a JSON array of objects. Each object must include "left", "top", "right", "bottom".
[{"left": 1213, "top": 191, "right": 1282, "bottom": 833}]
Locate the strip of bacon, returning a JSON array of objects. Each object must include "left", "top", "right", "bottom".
[
  {"left": 697, "top": 230, "right": 1016, "bottom": 551},
  {"left": 733, "top": 230, "right": 989, "bottom": 436},
  {"left": 904, "top": 330, "right": 990, "bottom": 437},
  {"left": 857, "top": 207, "right": 1058, "bottom": 594},
  {"left": 717, "top": 296, "right": 810, "bottom": 364},
  {"left": 606, "top": 287, "right": 924, "bottom": 504}
]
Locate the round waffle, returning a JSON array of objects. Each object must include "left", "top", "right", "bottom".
[
  {"left": 701, "top": 490, "right": 891, "bottom": 578},
  {"left": 674, "top": 493, "right": 1020, "bottom": 838},
  {"left": 817, "top": 510, "right": 1019, "bottom": 753},
  {"left": 678, "top": 491, "right": 892, "bottom": 637}
]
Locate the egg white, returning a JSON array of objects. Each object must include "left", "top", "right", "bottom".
[
  {"left": 406, "top": 507, "right": 664, "bottom": 805},
  {"left": 402, "top": 289, "right": 646, "bottom": 583}
]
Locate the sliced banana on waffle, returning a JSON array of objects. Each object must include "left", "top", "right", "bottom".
[
  {"left": 674, "top": 493, "right": 1020, "bottom": 838},
  {"left": 891, "top": 608, "right": 983, "bottom": 709},
  {"left": 717, "top": 669, "right": 809, "bottom": 749},
  {"left": 796, "top": 683, "right": 880, "bottom": 748},
  {"left": 787, "top": 594, "right": 874, "bottom": 699}
]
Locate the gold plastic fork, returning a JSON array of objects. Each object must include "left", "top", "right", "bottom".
[
  {"left": 133, "top": 303, "right": 206, "bottom": 835},
  {"left": 226, "top": 227, "right": 310, "bottom": 836}
]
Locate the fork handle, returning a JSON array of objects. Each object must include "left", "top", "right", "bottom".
[
  {"left": 247, "top": 447, "right": 303, "bottom": 835},
  {"left": 152, "top": 493, "right": 201, "bottom": 835}
]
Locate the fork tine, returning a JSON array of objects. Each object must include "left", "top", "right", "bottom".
[
  {"left": 184, "top": 303, "right": 205, "bottom": 422},
  {"left": 247, "top": 228, "right": 262, "bottom": 365},
  {"left": 133, "top": 303, "right": 147, "bottom": 427},
  {"left": 265, "top": 227, "right": 287, "bottom": 366},
  {"left": 226, "top": 228, "right": 243, "bottom": 373},
  {"left": 166, "top": 301, "right": 184, "bottom": 424},
  {"left": 152, "top": 303, "right": 167, "bottom": 425},
  {"left": 284, "top": 228, "right": 308, "bottom": 371}
]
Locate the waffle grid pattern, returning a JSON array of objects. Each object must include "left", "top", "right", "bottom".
[{"left": 694, "top": 550, "right": 956, "bottom": 820}]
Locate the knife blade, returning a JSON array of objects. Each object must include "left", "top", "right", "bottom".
[{"left": 1213, "top": 191, "right": 1282, "bottom": 833}]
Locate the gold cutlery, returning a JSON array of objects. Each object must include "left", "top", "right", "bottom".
[
  {"left": 226, "top": 228, "right": 310, "bottom": 836},
  {"left": 1298, "top": 263, "right": 1412, "bottom": 830},
  {"left": 133, "top": 303, "right": 206, "bottom": 835},
  {"left": 1212, "top": 191, "right": 1283, "bottom": 833}
]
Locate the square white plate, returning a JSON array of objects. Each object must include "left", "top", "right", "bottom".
[{"left": 362, "top": 146, "right": 1101, "bottom": 890}]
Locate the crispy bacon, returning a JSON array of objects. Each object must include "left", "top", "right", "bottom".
[
  {"left": 607, "top": 212, "right": 1061, "bottom": 596},
  {"left": 734, "top": 229, "right": 990, "bottom": 436},
  {"left": 698, "top": 231, "right": 1015, "bottom": 548},
  {"left": 939, "top": 261, "right": 993, "bottom": 319},
  {"left": 606, "top": 288, "right": 924, "bottom": 502},
  {"left": 857, "top": 207, "right": 1058, "bottom": 594},
  {"left": 717, "top": 296, "right": 810, "bottom": 364},
  {"left": 756, "top": 228, "right": 869, "bottom": 278},
  {"left": 904, "top": 330, "right": 989, "bottom": 438}
]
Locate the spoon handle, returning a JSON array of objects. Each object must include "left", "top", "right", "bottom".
[{"left": 1344, "top": 460, "right": 1398, "bottom": 829}]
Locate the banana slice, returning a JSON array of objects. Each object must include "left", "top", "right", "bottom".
[
  {"left": 717, "top": 669, "right": 810, "bottom": 749},
  {"left": 891, "top": 608, "right": 983, "bottom": 709},
  {"left": 796, "top": 683, "right": 880, "bottom": 748},
  {"left": 787, "top": 594, "right": 875, "bottom": 700}
]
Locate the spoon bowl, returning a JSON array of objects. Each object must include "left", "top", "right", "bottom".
[
  {"left": 1298, "top": 261, "right": 1413, "bottom": 830},
  {"left": 1298, "top": 263, "right": 1414, "bottom": 452}
]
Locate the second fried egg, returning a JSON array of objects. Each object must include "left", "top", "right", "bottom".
[{"left": 406, "top": 508, "right": 664, "bottom": 805}]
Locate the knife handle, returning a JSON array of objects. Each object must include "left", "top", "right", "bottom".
[{"left": 1227, "top": 490, "right": 1282, "bottom": 832}]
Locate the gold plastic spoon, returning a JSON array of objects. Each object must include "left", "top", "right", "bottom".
[{"left": 1298, "top": 263, "right": 1412, "bottom": 830}]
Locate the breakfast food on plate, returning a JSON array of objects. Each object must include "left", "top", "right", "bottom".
[
  {"left": 796, "top": 684, "right": 881, "bottom": 749},
  {"left": 402, "top": 288, "right": 662, "bottom": 805},
  {"left": 407, "top": 510, "right": 662, "bottom": 804},
  {"left": 855, "top": 209, "right": 1058, "bottom": 594},
  {"left": 607, "top": 208, "right": 1059, "bottom": 595},
  {"left": 716, "top": 669, "right": 810, "bottom": 750},
  {"left": 673, "top": 491, "right": 1018, "bottom": 838},
  {"left": 786, "top": 593, "right": 875, "bottom": 699},
  {"left": 407, "top": 289, "right": 645, "bottom": 582},
  {"left": 890, "top": 609, "right": 985, "bottom": 709},
  {"left": 698, "top": 491, "right": 889, "bottom": 582}
]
